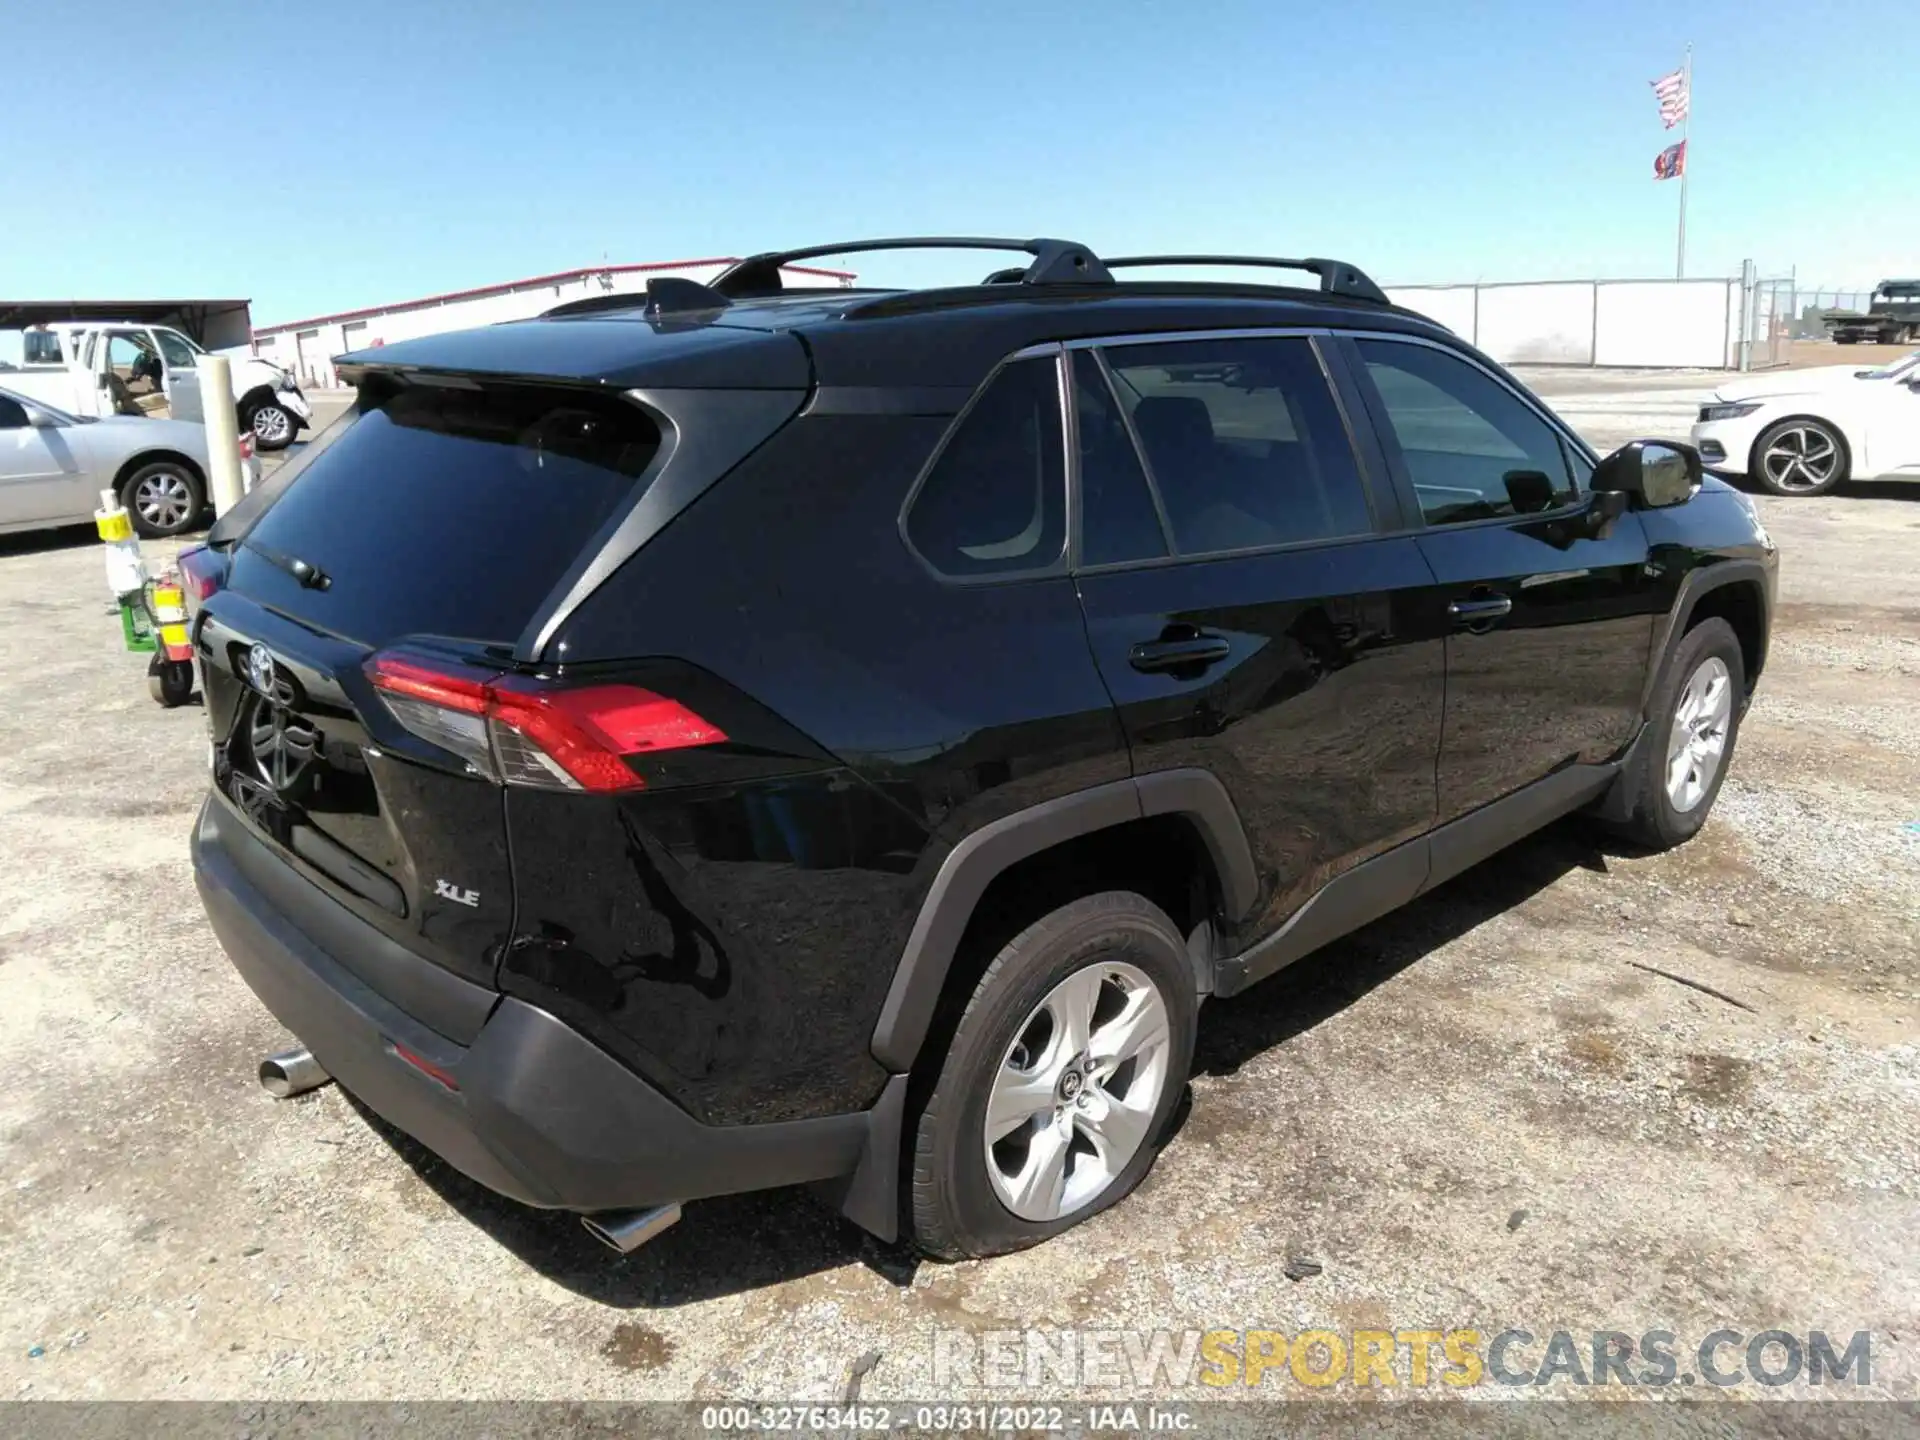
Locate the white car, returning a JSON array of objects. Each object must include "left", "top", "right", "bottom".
[
  {"left": 1690, "top": 349, "right": 1920, "bottom": 495},
  {"left": 0, "top": 384, "right": 258, "bottom": 538}
]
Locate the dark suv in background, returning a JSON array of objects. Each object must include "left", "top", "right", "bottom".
[{"left": 189, "top": 238, "right": 1776, "bottom": 1260}]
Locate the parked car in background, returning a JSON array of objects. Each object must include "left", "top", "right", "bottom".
[
  {"left": 190, "top": 236, "right": 1778, "bottom": 1261},
  {"left": 0, "top": 322, "right": 311, "bottom": 450},
  {"left": 0, "top": 384, "right": 257, "bottom": 537},
  {"left": 1691, "top": 348, "right": 1920, "bottom": 495}
]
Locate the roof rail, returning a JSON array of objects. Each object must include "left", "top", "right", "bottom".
[
  {"left": 713, "top": 237, "right": 1111, "bottom": 297},
  {"left": 1101, "top": 255, "right": 1390, "bottom": 306}
]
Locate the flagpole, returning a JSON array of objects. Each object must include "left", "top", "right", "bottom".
[{"left": 1676, "top": 42, "right": 1691, "bottom": 278}]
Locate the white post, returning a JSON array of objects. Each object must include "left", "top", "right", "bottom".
[
  {"left": 197, "top": 354, "right": 246, "bottom": 517},
  {"left": 1675, "top": 43, "right": 1692, "bottom": 280}
]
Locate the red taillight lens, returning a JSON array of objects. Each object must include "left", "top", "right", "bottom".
[
  {"left": 176, "top": 544, "right": 225, "bottom": 608},
  {"left": 364, "top": 649, "right": 726, "bottom": 793}
]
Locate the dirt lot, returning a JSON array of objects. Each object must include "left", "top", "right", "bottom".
[{"left": 1, "top": 375, "right": 1916, "bottom": 1411}]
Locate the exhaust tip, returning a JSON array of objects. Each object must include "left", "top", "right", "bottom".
[
  {"left": 581, "top": 1203, "right": 682, "bottom": 1255},
  {"left": 259, "top": 1047, "right": 330, "bottom": 1099}
]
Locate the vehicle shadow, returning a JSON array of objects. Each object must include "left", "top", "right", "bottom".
[
  {"left": 346, "top": 1090, "right": 919, "bottom": 1309},
  {"left": 1192, "top": 816, "right": 1618, "bottom": 1078},
  {"left": 352, "top": 817, "right": 1624, "bottom": 1307},
  {"left": 1839, "top": 479, "right": 1920, "bottom": 502},
  {"left": 0, "top": 522, "right": 99, "bottom": 557}
]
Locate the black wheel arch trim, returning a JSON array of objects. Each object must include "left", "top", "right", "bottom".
[
  {"left": 1645, "top": 556, "right": 1774, "bottom": 717},
  {"left": 869, "top": 770, "right": 1258, "bottom": 1072}
]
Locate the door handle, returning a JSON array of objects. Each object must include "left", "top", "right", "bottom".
[
  {"left": 1129, "top": 634, "right": 1232, "bottom": 673},
  {"left": 1447, "top": 594, "right": 1514, "bottom": 627}
]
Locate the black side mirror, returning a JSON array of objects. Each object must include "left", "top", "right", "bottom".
[{"left": 1592, "top": 440, "right": 1702, "bottom": 509}]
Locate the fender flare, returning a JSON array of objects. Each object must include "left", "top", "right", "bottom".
[
  {"left": 235, "top": 382, "right": 282, "bottom": 418},
  {"left": 868, "top": 769, "right": 1258, "bottom": 1072},
  {"left": 1644, "top": 557, "right": 1774, "bottom": 717}
]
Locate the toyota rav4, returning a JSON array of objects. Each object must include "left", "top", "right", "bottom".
[{"left": 188, "top": 238, "right": 1777, "bottom": 1260}]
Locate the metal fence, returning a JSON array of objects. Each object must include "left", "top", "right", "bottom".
[{"left": 1792, "top": 287, "right": 1878, "bottom": 339}]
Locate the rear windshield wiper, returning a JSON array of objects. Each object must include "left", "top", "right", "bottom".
[{"left": 244, "top": 539, "right": 331, "bottom": 591}]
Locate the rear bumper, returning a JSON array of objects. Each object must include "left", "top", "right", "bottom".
[{"left": 192, "top": 795, "right": 899, "bottom": 1221}]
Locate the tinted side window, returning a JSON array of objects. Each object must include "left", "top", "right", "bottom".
[
  {"left": 1356, "top": 340, "right": 1577, "bottom": 524},
  {"left": 154, "top": 329, "right": 200, "bottom": 368},
  {"left": 1073, "top": 350, "right": 1168, "bottom": 566},
  {"left": 0, "top": 396, "right": 29, "bottom": 429},
  {"left": 1102, "top": 337, "right": 1371, "bottom": 554},
  {"left": 905, "top": 357, "right": 1065, "bottom": 578}
]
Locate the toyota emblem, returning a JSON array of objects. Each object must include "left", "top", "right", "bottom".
[{"left": 246, "top": 643, "right": 277, "bottom": 695}]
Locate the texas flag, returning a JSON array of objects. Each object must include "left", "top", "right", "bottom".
[{"left": 1653, "top": 140, "right": 1687, "bottom": 180}]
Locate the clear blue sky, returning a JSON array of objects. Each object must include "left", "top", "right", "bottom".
[{"left": 6, "top": 0, "right": 1911, "bottom": 326}]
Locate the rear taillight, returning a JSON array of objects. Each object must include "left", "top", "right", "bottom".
[
  {"left": 364, "top": 649, "right": 725, "bottom": 792},
  {"left": 175, "top": 544, "right": 225, "bottom": 611}
]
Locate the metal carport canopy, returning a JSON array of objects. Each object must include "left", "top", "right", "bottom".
[{"left": 0, "top": 299, "right": 253, "bottom": 346}]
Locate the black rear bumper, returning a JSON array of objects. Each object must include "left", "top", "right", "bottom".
[{"left": 192, "top": 795, "right": 902, "bottom": 1226}]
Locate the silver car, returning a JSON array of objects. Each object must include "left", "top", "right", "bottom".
[{"left": 0, "top": 384, "right": 255, "bottom": 538}]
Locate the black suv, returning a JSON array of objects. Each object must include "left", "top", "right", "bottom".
[{"left": 189, "top": 238, "right": 1776, "bottom": 1260}]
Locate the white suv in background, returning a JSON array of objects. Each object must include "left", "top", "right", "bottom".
[{"left": 1691, "top": 349, "right": 1920, "bottom": 495}]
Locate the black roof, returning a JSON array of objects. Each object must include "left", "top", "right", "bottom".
[{"left": 336, "top": 237, "right": 1447, "bottom": 392}]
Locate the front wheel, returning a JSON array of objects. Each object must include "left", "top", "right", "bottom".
[
  {"left": 147, "top": 657, "right": 195, "bottom": 707},
  {"left": 1750, "top": 418, "right": 1847, "bottom": 496},
  {"left": 1604, "top": 617, "right": 1746, "bottom": 851},
  {"left": 122, "top": 462, "right": 206, "bottom": 538},
  {"left": 908, "top": 891, "right": 1196, "bottom": 1260},
  {"left": 246, "top": 400, "right": 298, "bottom": 451}
]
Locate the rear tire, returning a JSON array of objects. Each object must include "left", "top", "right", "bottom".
[
  {"left": 908, "top": 891, "right": 1196, "bottom": 1260},
  {"left": 122, "top": 461, "right": 206, "bottom": 538},
  {"left": 1604, "top": 617, "right": 1746, "bottom": 851}
]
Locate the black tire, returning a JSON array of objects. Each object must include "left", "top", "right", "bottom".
[
  {"left": 908, "top": 891, "right": 1196, "bottom": 1260},
  {"left": 1748, "top": 417, "right": 1848, "bottom": 497},
  {"left": 245, "top": 400, "right": 298, "bottom": 452},
  {"left": 1604, "top": 617, "right": 1746, "bottom": 851},
  {"left": 121, "top": 461, "right": 206, "bottom": 538},
  {"left": 147, "top": 657, "right": 194, "bottom": 707}
]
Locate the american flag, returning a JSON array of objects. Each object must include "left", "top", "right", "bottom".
[
  {"left": 1651, "top": 67, "right": 1689, "bottom": 127},
  {"left": 1653, "top": 140, "right": 1687, "bottom": 180}
]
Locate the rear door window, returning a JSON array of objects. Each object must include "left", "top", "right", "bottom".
[
  {"left": 1102, "top": 336, "right": 1372, "bottom": 554},
  {"left": 231, "top": 381, "right": 661, "bottom": 645},
  {"left": 1073, "top": 350, "right": 1169, "bottom": 566},
  {"left": 904, "top": 356, "right": 1066, "bottom": 579}
]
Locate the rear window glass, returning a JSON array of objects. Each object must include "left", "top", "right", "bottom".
[{"left": 233, "top": 381, "right": 660, "bottom": 644}]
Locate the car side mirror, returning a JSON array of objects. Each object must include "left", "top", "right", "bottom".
[
  {"left": 1592, "top": 440, "right": 1701, "bottom": 509},
  {"left": 25, "top": 407, "right": 59, "bottom": 429}
]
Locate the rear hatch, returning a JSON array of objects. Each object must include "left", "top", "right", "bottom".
[{"left": 199, "top": 368, "right": 797, "bottom": 1029}]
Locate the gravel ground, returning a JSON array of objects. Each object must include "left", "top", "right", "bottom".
[{"left": 0, "top": 374, "right": 1915, "bottom": 1421}]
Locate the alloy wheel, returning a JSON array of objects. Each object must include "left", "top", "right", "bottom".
[
  {"left": 1759, "top": 426, "right": 1840, "bottom": 492},
  {"left": 983, "top": 960, "right": 1172, "bottom": 1222},
  {"left": 252, "top": 404, "right": 293, "bottom": 445},
  {"left": 1666, "top": 655, "right": 1733, "bottom": 812},
  {"left": 133, "top": 469, "right": 194, "bottom": 531}
]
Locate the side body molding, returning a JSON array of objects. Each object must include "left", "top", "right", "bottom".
[{"left": 869, "top": 770, "right": 1258, "bottom": 1072}]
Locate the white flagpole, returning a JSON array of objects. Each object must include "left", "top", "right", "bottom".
[{"left": 1676, "top": 43, "right": 1692, "bottom": 278}]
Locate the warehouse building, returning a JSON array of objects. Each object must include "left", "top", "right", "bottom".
[{"left": 248, "top": 257, "right": 857, "bottom": 387}]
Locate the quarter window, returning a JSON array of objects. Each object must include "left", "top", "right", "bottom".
[
  {"left": 1102, "top": 337, "right": 1372, "bottom": 554},
  {"left": 905, "top": 357, "right": 1066, "bottom": 578},
  {"left": 1356, "top": 340, "right": 1578, "bottom": 524}
]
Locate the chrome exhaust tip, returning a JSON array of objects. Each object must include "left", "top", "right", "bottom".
[
  {"left": 259, "top": 1047, "right": 331, "bottom": 1099},
  {"left": 581, "top": 1203, "right": 682, "bottom": 1254}
]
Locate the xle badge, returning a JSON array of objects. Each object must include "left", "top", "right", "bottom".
[{"left": 434, "top": 880, "right": 480, "bottom": 908}]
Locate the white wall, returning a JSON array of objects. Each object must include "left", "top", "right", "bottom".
[
  {"left": 1385, "top": 286, "right": 1476, "bottom": 337},
  {"left": 1474, "top": 283, "right": 1596, "bottom": 364},
  {"left": 1593, "top": 281, "right": 1732, "bottom": 368},
  {"left": 254, "top": 263, "right": 848, "bottom": 387}
]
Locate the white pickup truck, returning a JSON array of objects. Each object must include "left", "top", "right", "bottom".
[{"left": 0, "top": 321, "right": 312, "bottom": 450}]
